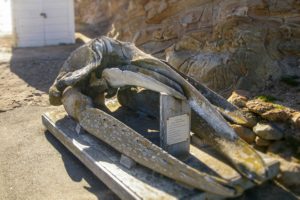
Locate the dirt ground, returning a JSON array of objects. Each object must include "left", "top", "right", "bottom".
[
  {"left": 0, "top": 35, "right": 299, "bottom": 200},
  {"left": 0, "top": 36, "right": 118, "bottom": 200}
]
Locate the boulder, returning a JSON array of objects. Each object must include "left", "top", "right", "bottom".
[
  {"left": 255, "top": 136, "right": 271, "bottom": 147},
  {"left": 246, "top": 100, "right": 291, "bottom": 122},
  {"left": 267, "top": 141, "right": 286, "bottom": 154},
  {"left": 240, "top": 109, "right": 258, "bottom": 128},
  {"left": 230, "top": 124, "right": 255, "bottom": 144},
  {"left": 291, "top": 112, "right": 300, "bottom": 128},
  {"left": 246, "top": 100, "right": 274, "bottom": 115},
  {"left": 253, "top": 123, "right": 283, "bottom": 140},
  {"left": 75, "top": 0, "right": 300, "bottom": 94},
  {"left": 267, "top": 141, "right": 295, "bottom": 159},
  {"left": 227, "top": 90, "right": 250, "bottom": 108},
  {"left": 276, "top": 157, "right": 300, "bottom": 187},
  {"left": 261, "top": 108, "right": 290, "bottom": 122}
]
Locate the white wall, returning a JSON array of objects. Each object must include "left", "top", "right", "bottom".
[{"left": 0, "top": 0, "right": 12, "bottom": 35}]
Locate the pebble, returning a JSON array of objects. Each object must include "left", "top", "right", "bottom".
[
  {"left": 255, "top": 136, "right": 271, "bottom": 146},
  {"left": 253, "top": 123, "right": 283, "bottom": 140},
  {"left": 227, "top": 90, "right": 250, "bottom": 108},
  {"left": 291, "top": 112, "right": 300, "bottom": 128},
  {"left": 230, "top": 124, "right": 256, "bottom": 143},
  {"left": 276, "top": 157, "right": 300, "bottom": 187}
]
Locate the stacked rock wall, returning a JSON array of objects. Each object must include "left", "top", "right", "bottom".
[{"left": 75, "top": 0, "right": 300, "bottom": 95}]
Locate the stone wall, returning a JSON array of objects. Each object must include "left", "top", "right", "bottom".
[{"left": 75, "top": 0, "right": 300, "bottom": 95}]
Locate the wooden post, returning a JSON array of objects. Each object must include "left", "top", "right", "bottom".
[{"left": 160, "top": 93, "right": 191, "bottom": 159}]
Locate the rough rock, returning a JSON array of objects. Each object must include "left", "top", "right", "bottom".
[
  {"left": 253, "top": 123, "right": 283, "bottom": 140},
  {"left": 75, "top": 0, "right": 300, "bottom": 95},
  {"left": 74, "top": 0, "right": 124, "bottom": 35},
  {"left": 275, "top": 157, "right": 300, "bottom": 187},
  {"left": 227, "top": 90, "right": 250, "bottom": 108},
  {"left": 241, "top": 109, "right": 258, "bottom": 128},
  {"left": 267, "top": 141, "right": 295, "bottom": 159},
  {"left": 261, "top": 109, "right": 290, "bottom": 122},
  {"left": 291, "top": 112, "right": 300, "bottom": 128},
  {"left": 246, "top": 100, "right": 274, "bottom": 114},
  {"left": 230, "top": 124, "right": 255, "bottom": 144},
  {"left": 267, "top": 141, "right": 286, "bottom": 154},
  {"left": 255, "top": 136, "right": 271, "bottom": 147},
  {"left": 246, "top": 100, "right": 291, "bottom": 122}
]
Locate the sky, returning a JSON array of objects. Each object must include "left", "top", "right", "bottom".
[{"left": 0, "top": 0, "right": 12, "bottom": 35}]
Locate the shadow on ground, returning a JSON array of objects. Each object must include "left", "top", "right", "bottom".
[
  {"left": 45, "top": 130, "right": 119, "bottom": 200},
  {"left": 9, "top": 44, "right": 79, "bottom": 93},
  {"left": 235, "top": 181, "right": 298, "bottom": 200}
]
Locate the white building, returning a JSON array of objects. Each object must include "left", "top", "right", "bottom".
[
  {"left": 0, "top": 0, "right": 12, "bottom": 36},
  {"left": 11, "top": 0, "right": 75, "bottom": 47}
]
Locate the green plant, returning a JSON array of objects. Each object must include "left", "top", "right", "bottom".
[
  {"left": 256, "top": 95, "right": 278, "bottom": 102},
  {"left": 273, "top": 104, "right": 285, "bottom": 110}
]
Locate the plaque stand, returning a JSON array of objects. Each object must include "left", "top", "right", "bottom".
[{"left": 160, "top": 93, "right": 191, "bottom": 160}]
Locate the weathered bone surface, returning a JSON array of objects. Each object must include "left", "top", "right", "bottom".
[
  {"left": 61, "top": 87, "right": 237, "bottom": 197},
  {"left": 49, "top": 36, "right": 268, "bottom": 195}
]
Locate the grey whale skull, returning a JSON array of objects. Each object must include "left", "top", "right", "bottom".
[{"left": 49, "top": 36, "right": 268, "bottom": 196}]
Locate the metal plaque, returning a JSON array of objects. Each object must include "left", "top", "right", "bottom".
[{"left": 166, "top": 114, "right": 190, "bottom": 145}]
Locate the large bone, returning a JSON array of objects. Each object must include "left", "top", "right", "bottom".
[
  {"left": 190, "top": 112, "right": 267, "bottom": 183},
  {"left": 102, "top": 68, "right": 185, "bottom": 100},
  {"left": 118, "top": 65, "right": 184, "bottom": 94},
  {"left": 117, "top": 88, "right": 268, "bottom": 183},
  {"left": 129, "top": 52, "right": 268, "bottom": 183},
  {"left": 61, "top": 87, "right": 238, "bottom": 197},
  {"left": 50, "top": 36, "right": 268, "bottom": 183},
  {"left": 103, "top": 63, "right": 267, "bottom": 182},
  {"left": 161, "top": 60, "right": 253, "bottom": 127}
]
